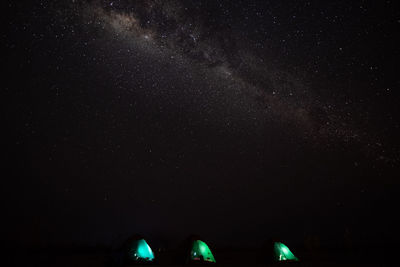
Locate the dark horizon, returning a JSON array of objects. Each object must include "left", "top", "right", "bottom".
[{"left": 3, "top": 0, "right": 399, "bottom": 255}]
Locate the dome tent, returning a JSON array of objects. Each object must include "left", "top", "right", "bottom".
[
  {"left": 181, "top": 235, "right": 216, "bottom": 264},
  {"left": 124, "top": 235, "right": 155, "bottom": 265},
  {"left": 273, "top": 242, "right": 299, "bottom": 262},
  {"left": 261, "top": 239, "right": 299, "bottom": 264},
  {"left": 189, "top": 239, "right": 216, "bottom": 263}
]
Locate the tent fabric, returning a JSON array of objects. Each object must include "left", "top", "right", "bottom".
[
  {"left": 127, "top": 238, "right": 155, "bottom": 262},
  {"left": 273, "top": 242, "right": 299, "bottom": 261},
  {"left": 189, "top": 240, "right": 216, "bottom": 263}
]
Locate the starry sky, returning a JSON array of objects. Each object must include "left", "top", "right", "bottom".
[{"left": 3, "top": 0, "right": 400, "bottom": 249}]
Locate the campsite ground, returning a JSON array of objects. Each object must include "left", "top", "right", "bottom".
[{"left": 5, "top": 248, "right": 398, "bottom": 266}]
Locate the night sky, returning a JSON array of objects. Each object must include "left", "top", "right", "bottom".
[{"left": 4, "top": 0, "right": 400, "bottom": 249}]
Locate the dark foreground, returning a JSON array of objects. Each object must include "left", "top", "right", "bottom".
[{"left": 4, "top": 247, "right": 398, "bottom": 267}]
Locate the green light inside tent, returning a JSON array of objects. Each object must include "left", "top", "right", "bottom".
[
  {"left": 190, "top": 240, "right": 216, "bottom": 263},
  {"left": 128, "top": 239, "right": 155, "bottom": 262},
  {"left": 274, "top": 242, "right": 299, "bottom": 261}
]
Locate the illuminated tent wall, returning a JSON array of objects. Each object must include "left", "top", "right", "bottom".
[
  {"left": 125, "top": 238, "right": 155, "bottom": 264},
  {"left": 273, "top": 242, "right": 299, "bottom": 262},
  {"left": 189, "top": 239, "right": 216, "bottom": 263}
]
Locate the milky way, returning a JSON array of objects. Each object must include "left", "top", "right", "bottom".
[
  {"left": 4, "top": 0, "right": 400, "bottom": 250},
  {"left": 66, "top": 0, "right": 396, "bottom": 164}
]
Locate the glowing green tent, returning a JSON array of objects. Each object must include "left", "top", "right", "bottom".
[
  {"left": 126, "top": 238, "right": 155, "bottom": 263},
  {"left": 189, "top": 240, "right": 216, "bottom": 263},
  {"left": 273, "top": 242, "right": 299, "bottom": 261}
]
